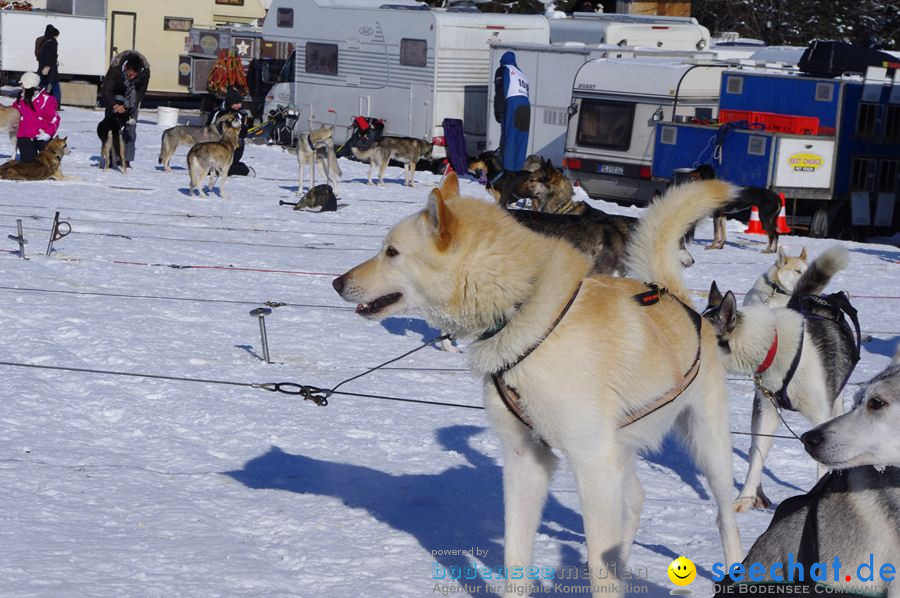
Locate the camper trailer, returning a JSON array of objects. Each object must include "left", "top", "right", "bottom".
[
  {"left": 652, "top": 62, "right": 900, "bottom": 237},
  {"left": 261, "top": 0, "right": 549, "bottom": 156},
  {"left": 562, "top": 58, "right": 727, "bottom": 203},
  {"left": 485, "top": 42, "right": 716, "bottom": 166},
  {"left": 548, "top": 12, "right": 710, "bottom": 51}
]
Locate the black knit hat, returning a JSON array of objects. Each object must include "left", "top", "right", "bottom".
[
  {"left": 45, "top": 24, "right": 60, "bottom": 37},
  {"left": 224, "top": 87, "right": 243, "bottom": 106}
]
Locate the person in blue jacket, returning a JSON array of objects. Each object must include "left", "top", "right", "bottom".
[{"left": 493, "top": 51, "right": 530, "bottom": 172}]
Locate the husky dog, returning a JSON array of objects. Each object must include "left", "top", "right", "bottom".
[
  {"left": 186, "top": 112, "right": 242, "bottom": 198},
  {"left": 158, "top": 116, "right": 227, "bottom": 172},
  {"left": 744, "top": 247, "right": 809, "bottom": 307},
  {"left": 694, "top": 164, "right": 782, "bottom": 253},
  {"left": 727, "top": 351, "right": 900, "bottom": 598},
  {"left": 97, "top": 108, "right": 135, "bottom": 173},
  {"left": 292, "top": 184, "right": 337, "bottom": 212},
  {"left": 0, "top": 104, "right": 18, "bottom": 152},
  {"left": 511, "top": 159, "right": 695, "bottom": 275},
  {"left": 703, "top": 246, "right": 855, "bottom": 512},
  {"left": 0, "top": 136, "right": 69, "bottom": 181},
  {"left": 468, "top": 150, "right": 540, "bottom": 207},
  {"left": 334, "top": 174, "right": 743, "bottom": 596},
  {"left": 803, "top": 346, "right": 900, "bottom": 468},
  {"left": 293, "top": 126, "right": 342, "bottom": 195},
  {"left": 351, "top": 136, "right": 433, "bottom": 187}
]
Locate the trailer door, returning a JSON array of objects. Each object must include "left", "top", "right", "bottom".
[
  {"left": 111, "top": 11, "right": 136, "bottom": 59},
  {"left": 410, "top": 84, "right": 430, "bottom": 138}
]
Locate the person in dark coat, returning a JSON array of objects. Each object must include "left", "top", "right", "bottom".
[
  {"left": 101, "top": 51, "right": 150, "bottom": 168},
  {"left": 493, "top": 51, "right": 530, "bottom": 172},
  {"left": 207, "top": 87, "right": 252, "bottom": 177},
  {"left": 37, "top": 24, "right": 61, "bottom": 106}
]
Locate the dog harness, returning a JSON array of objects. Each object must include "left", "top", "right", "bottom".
[
  {"left": 753, "top": 323, "right": 804, "bottom": 412},
  {"left": 488, "top": 283, "right": 703, "bottom": 443}
]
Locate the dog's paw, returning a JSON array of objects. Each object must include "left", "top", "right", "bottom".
[
  {"left": 753, "top": 489, "right": 772, "bottom": 509},
  {"left": 732, "top": 497, "right": 755, "bottom": 513}
]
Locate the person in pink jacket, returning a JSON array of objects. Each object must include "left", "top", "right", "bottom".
[{"left": 14, "top": 71, "right": 60, "bottom": 162}]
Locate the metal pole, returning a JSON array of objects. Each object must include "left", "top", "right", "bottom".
[
  {"left": 7, "top": 219, "right": 26, "bottom": 258},
  {"left": 250, "top": 307, "right": 273, "bottom": 364}
]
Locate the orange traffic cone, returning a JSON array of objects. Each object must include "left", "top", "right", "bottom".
[
  {"left": 744, "top": 206, "right": 765, "bottom": 235},
  {"left": 776, "top": 192, "right": 791, "bottom": 234}
]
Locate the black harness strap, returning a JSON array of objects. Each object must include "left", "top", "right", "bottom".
[
  {"left": 797, "top": 291, "right": 862, "bottom": 395},
  {"left": 770, "top": 323, "right": 805, "bottom": 412}
]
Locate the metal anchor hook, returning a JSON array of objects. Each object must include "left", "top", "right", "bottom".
[
  {"left": 46, "top": 211, "right": 72, "bottom": 256},
  {"left": 250, "top": 307, "right": 273, "bottom": 364}
]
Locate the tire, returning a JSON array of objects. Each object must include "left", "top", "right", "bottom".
[{"left": 810, "top": 207, "right": 829, "bottom": 238}]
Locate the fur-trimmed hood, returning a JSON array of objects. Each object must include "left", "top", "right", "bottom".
[{"left": 109, "top": 50, "right": 151, "bottom": 73}]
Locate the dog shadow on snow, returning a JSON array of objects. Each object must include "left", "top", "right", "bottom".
[
  {"left": 226, "top": 424, "right": 667, "bottom": 596},
  {"left": 381, "top": 317, "right": 461, "bottom": 350}
]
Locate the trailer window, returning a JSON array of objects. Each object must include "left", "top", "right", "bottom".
[
  {"left": 576, "top": 99, "right": 634, "bottom": 151},
  {"left": 886, "top": 106, "right": 900, "bottom": 141},
  {"left": 878, "top": 160, "right": 898, "bottom": 192},
  {"left": 400, "top": 39, "right": 427, "bottom": 67},
  {"left": 306, "top": 43, "right": 338, "bottom": 76},
  {"left": 725, "top": 76, "right": 743, "bottom": 95},
  {"left": 276, "top": 8, "right": 294, "bottom": 28},
  {"left": 855, "top": 103, "right": 881, "bottom": 137},
  {"left": 849, "top": 158, "right": 876, "bottom": 191}
]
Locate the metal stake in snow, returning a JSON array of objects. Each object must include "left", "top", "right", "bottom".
[
  {"left": 7, "top": 219, "right": 27, "bottom": 259},
  {"left": 250, "top": 307, "right": 273, "bottom": 364},
  {"left": 45, "top": 211, "right": 72, "bottom": 256}
]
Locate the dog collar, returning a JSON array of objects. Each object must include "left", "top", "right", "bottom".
[
  {"left": 488, "top": 170, "right": 505, "bottom": 186},
  {"left": 763, "top": 273, "right": 791, "bottom": 303},
  {"left": 306, "top": 136, "right": 317, "bottom": 151},
  {"left": 756, "top": 329, "right": 779, "bottom": 374}
]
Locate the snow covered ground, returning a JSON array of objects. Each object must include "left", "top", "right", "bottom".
[{"left": 0, "top": 106, "right": 897, "bottom": 598}]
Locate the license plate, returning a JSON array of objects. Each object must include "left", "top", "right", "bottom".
[{"left": 599, "top": 163, "right": 625, "bottom": 176}]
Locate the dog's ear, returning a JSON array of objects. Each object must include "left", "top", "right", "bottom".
[
  {"left": 776, "top": 246, "right": 787, "bottom": 266},
  {"left": 798, "top": 247, "right": 808, "bottom": 261},
  {"left": 440, "top": 171, "right": 459, "bottom": 199},
  {"left": 707, "top": 280, "right": 723, "bottom": 308},
  {"left": 720, "top": 290, "right": 738, "bottom": 334},
  {"left": 425, "top": 188, "right": 456, "bottom": 251}
]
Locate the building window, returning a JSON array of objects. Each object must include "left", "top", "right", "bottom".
[
  {"left": 576, "top": 99, "right": 634, "bottom": 151},
  {"left": 305, "top": 42, "right": 338, "bottom": 76},
  {"left": 855, "top": 103, "right": 881, "bottom": 137},
  {"left": 400, "top": 39, "right": 427, "bottom": 67},
  {"left": 277, "top": 8, "right": 294, "bottom": 28},
  {"left": 216, "top": 0, "right": 244, "bottom": 5},
  {"left": 164, "top": 17, "right": 193, "bottom": 32}
]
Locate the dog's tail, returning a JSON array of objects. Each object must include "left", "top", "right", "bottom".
[
  {"left": 791, "top": 245, "right": 848, "bottom": 298},
  {"left": 625, "top": 180, "right": 737, "bottom": 301}
]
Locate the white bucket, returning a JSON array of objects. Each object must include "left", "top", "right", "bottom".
[{"left": 157, "top": 106, "right": 180, "bottom": 128}]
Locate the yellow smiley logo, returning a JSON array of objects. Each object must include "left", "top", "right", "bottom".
[{"left": 668, "top": 556, "right": 696, "bottom": 586}]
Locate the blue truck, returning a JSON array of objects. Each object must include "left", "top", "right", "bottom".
[{"left": 651, "top": 64, "right": 900, "bottom": 238}]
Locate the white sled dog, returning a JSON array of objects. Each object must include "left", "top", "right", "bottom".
[
  {"left": 333, "top": 173, "right": 743, "bottom": 597},
  {"left": 733, "top": 348, "right": 900, "bottom": 598},
  {"left": 743, "top": 247, "right": 808, "bottom": 308},
  {"left": 703, "top": 246, "right": 854, "bottom": 512}
]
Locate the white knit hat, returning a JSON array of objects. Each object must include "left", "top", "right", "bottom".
[{"left": 20, "top": 72, "right": 40, "bottom": 90}]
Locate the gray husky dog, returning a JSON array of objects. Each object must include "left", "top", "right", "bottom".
[
  {"left": 159, "top": 116, "right": 226, "bottom": 172},
  {"left": 350, "top": 136, "right": 433, "bottom": 187},
  {"left": 730, "top": 349, "right": 900, "bottom": 598},
  {"left": 744, "top": 247, "right": 809, "bottom": 308},
  {"left": 704, "top": 246, "right": 856, "bottom": 512},
  {"left": 291, "top": 126, "right": 341, "bottom": 195},
  {"left": 186, "top": 113, "right": 242, "bottom": 198}
]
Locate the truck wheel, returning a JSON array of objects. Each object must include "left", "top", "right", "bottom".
[{"left": 810, "top": 207, "right": 829, "bottom": 238}]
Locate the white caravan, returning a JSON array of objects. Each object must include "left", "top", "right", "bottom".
[
  {"left": 261, "top": 0, "right": 549, "bottom": 157},
  {"left": 562, "top": 58, "right": 727, "bottom": 203},
  {"left": 485, "top": 42, "right": 716, "bottom": 166},
  {"left": 548, "top": 12, "right": 710, "bottom": 51}
]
